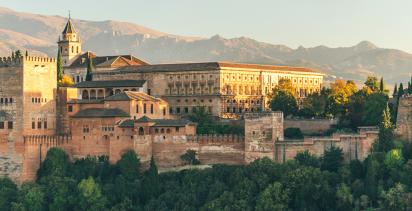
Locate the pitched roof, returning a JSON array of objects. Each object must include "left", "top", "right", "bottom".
[
  {"left": 118, "top": 116, "right": 194, "bottom": 128},
  {"left": 98, "top": 62, "right": 322, "bottom": 75},
  {"left": 74, "top": 80, "right": 146, "bottom": 88},
  {"left": 68, "top": 52, "right": 148, "bottom": 68},
  {"left": 72, "top": 108, "right": 130, "bottom": 118},
  {"left": 105, "top": 91, "right": 165, "bottom": 102},
  {"left": 67, "top": 99, "right": 104, "bottom": 104},
  {"left": 62, "top": 19, "right": 76, "bottom": 34}
]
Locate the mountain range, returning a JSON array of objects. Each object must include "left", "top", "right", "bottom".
[{"left": 0, "top": 7, "right": 411, "bottom": 85}]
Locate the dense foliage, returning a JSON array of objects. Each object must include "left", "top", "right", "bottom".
[
  {"left": 269, "top": 76, "right": 392, "bottom": 131},
  {"left": 189, "top": 106, "right": 244, "bottom": 134},
  {"left": 1, "top": 107, "right": 411, "bottom": 210}
]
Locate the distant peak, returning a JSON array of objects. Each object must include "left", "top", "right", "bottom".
[{"left": 355, "top": 41, "right": 377, "bottom": 50}]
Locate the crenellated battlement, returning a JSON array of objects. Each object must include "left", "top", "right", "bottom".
[
  {"left": 0, "top": 56, "right": 23, "bottom": 67},
  {"left": 23, "top": 135, "right": 71, "bottom": 146},
  {"left": 0, "top": 56, "right": 56, "bottom": 68},
  {"left": 187, "top": 134, "right": 244, "bottom": 143},
  {"left": 24, "top": 56, "right": 56, "bottom": 63},
  {"left": 244, "top": 111, "right": 283, "bottom": 119}
]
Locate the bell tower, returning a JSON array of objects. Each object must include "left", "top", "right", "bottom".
[{"left": 57, "top": 14, "right": 82, "bottom": 66}]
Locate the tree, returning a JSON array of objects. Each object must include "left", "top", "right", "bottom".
[
  {"left": 393, "top": 83, "right": 398, "bottom": 97},
  {"left": 13, "top": 183, "right": 45, "bottom": 211},
  {"left": 336, "top": 183, "right": 353, "bottom": 211},
  {"left": 380, "top": 183, "right": 412, "bottom": 210},
  {"left": 294, "top": 150, "right": 319, "bottom": 168},
  {"left": 57, "top": 49, "right": 63, "bottom": 83},
  {"left": 0, "top": 177, "right": 18, "bottom": 211},
  {"left": 362, "top": 92, "right": 388, "bottom": 126},
  {"left": 328, "top": 80, "right": 357, "bottom": 117},
  {"left": 374, "top": 104, "right": 394, "bottom": 152},
  {"left": 321, "top": 146, "right": 344, "bottom": 172},
  {"left": 364, "top": 76, "right": 379, "bottom": 92},
  {"left": 59, "top": 75, "right": 74, "bottom": 87},
  {"left": 384, "top": 149, "right": 404, "bottom": 170},
  {"left": 365, "top": 156, "right": 380, "bottom": 201},
  {"left": 300, "top": 91, "right": 327, "bottom": 118},
  {"left": 398, "top": 83, "right": 405, "bottom": 97},
  {"left": 25, "top": 50, "right": 28, "bottom": 57},
  {"left": 77, "top": 177, "right": 107, "bottom": 211},
  {"left": 14, "top": 50, "right": 22, "bottom": 58},
  {"left": 269, "top": 90, "right": 298, "bottom": 117},
  {"left": 180, "top": 149, "right": 200, "bottom": 165},
  {"left": 379, "top": 77, "right": 384, "bottom": 92},
  {"left": 86, "top": 56, "right": 93, "bottom": 81},
  {"left": 275, "top": 78, "right": 295, "bottom": 96},
  {"left": 255, "top": 182, "right": 290, "bottom": 211},
  {"left": 188, "top": 106, "right": 214, "bottom": 134},
  {"left": 37, "top": 147, "right": 70, "bottom": 178},
  {"left": 116, "top": 150, "right": 140, "bottom": 180}
]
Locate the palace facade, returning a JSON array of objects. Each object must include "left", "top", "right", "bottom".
[{"left": 59, "top": 17, "right": 324, "bottom": 118}]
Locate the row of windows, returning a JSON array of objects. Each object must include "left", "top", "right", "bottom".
[
  {"left": 170, "top": 106, "right": 212, "bottom": 114},
  {"left": 0, "top": 98, "right": 13, "bottom": 104},
  {"left": 136, "top": 103, "right": 154, "bottom": 114},
  {"left": 31, "top": 121, "right": 47, "bottom": 129},
  {"left": 176, "top": 99, "right": 213, "bottom": 103},
  {"left": 102, "top": 125, "right": 114, "bottom": 132},
  {"left": 226, "top": 107, "right": 261, "bottom": 113},
  {"left": 226, "top": 99, "right": 260, "bottom": 104},
  {"left": 153, "top": 127, "right": 179, "bottom": 134},
  {"left": 169, "top": 74, "right": 215, "bottom": 80},
  {"left": 32, "top": 97, "right": 46, "bottom": 104},
  {"left": 0, "top": 121, "right": 13, "bottom": 129}
]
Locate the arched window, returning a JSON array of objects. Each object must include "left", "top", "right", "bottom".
[
  {"left": 166, "top": 128, "right": 171, "bottom": 134},
  {"left": 138, "top": 127, "right": 144, "bottom": 135},
  {"left": 115, "top": 89, "right": 121, "bottom": 94},
  {"left": 90, "top": 90, "right": 97, "bottom": 99},
  {"left": 82, "top": 90, "right": 89, "bottom": 99}
]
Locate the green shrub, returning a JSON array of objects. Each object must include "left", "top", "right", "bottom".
[{"left": 284, "top": 128, "right": 304, "bottom": 139}]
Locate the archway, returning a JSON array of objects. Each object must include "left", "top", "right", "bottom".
[{"left": 138, "top": 127, "right": 144, "bottom": 135}]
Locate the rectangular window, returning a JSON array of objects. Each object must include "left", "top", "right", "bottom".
[
  {"left": 176, "top": 107, "right": 181, "bottom": 114},
  {"left": 7, "top": 121, "right": 13, "bottom": 129},
  {"left": 148, "top": 89, "right": 151, "bottom": 95},
  {"left": 37, "top": 121, "right": 42, "bottom": 129},
  {"left": 44, "top": 121, "right": 47, "bottom": 129},
  {"left": 0, "top": 122, "right": 4, "bottom": 129},
  {"left": 32, "top": 122, "right": 35, "bottom": 129},
  {"left": 143, "top": 103, "right": 147, "bottom": 114},
  {"left": 83, "top": 125, "right": 89, "bottom": 133},
  {"left": 169, "top": 107, "right": 173, "bottom": 114},
  {"left": 175, "top": 127, "right": 180, "bottom": 132},
  {"left": 150, "top": 104, "right": 154, "bottom": 114},
  {"left": 163, "top": 108, "right": 166, "bottom": 116},
  {"left": 184, "top": 107, "right": 189, "bottom": 113},
  {"left": 68, "top": 105, "right": 73, "bottom": 112},
  {"left": 136, "top": 105, "right": 139, "bottom": 113}
]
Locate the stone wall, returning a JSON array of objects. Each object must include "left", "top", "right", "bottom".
[
  {"left": 244, "top": 112, "right": 284, "bottom": 163},
  {"left": 396, "top": 95, "right": 412, "bottom": 141},
  {"left": 284, "top": 119, "right": 337, "bottom": 135},
  {"left": 275, "top": 128, "right": 378, "bottom": 162}
]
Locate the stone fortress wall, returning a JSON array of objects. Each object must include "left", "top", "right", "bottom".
[
  {"left": 1, "top": 111, "right": 378, "bottom": 182},
  {"left": 396, "top": 95, "right": 412, "bottom": 141}
]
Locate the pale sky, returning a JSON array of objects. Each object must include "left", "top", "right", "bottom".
[{"left": 2, "top": 0, "right": 412, "bottom": 52}]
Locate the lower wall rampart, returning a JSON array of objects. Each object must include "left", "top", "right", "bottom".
[{"left": 275, "top": 130, "right": 378, "bottom": 162}]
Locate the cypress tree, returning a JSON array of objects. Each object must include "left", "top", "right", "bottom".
[
  {"left": 57, "top": 49, "right": 63, "bottom": 82},
  {"left": 86, "top": 56, "right": 93, "bottom": 81},
  {"left": 25, "top": 50, "right": 28, "bottom": 57},
  {"left": 379, "top": 77, "right": 384, "bottom": 92},
  {"left": 376, "top": 104, "right": 394, "bottom": 152},
  {"left": 393, "top": 83, "right": 398, "bottom": 97},
  {"left": 398, "top": 83, "right": 405, "bottom": 97}
]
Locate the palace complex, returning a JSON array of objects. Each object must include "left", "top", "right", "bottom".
[{"left": 0, "top": 17, "right": 388, "bottom": 182}]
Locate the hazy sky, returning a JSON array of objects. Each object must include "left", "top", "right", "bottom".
[{"left": 3, "top": 0, "right": 412, "bottom": 52}]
